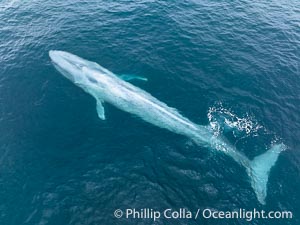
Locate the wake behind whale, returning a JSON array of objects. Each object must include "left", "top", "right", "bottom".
[{"left": 49, "top": 50, "right": 286, "bottom": 204}]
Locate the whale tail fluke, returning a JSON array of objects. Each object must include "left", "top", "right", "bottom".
[{"left": 248, "top": 143, "right": 286, "bottom": 204}]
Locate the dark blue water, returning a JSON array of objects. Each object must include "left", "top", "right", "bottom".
[{"left": 0, "top": 1, "right": 299, "bottom": 224}]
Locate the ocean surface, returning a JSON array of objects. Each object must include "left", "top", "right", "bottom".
[{"left": 0, "top": 0, "right": 299, "bottom": 224}]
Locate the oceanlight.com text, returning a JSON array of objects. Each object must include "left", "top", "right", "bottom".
[{"left": 199, "top": 208, "right": 293, "bottom": 221}]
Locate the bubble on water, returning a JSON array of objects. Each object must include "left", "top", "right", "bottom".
[{"left": 207, "top": 103, "right": 264, "bottom": 138}]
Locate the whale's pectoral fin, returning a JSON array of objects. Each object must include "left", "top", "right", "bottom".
[
  {"left": 96, "top": 99, "right": 105, "bottom": 120},
  {"left": 119, "top": 74, "right": 148, "bottom": 82},
  {"left": 247, "top": 143, "right": 286, "bottom": 205}
]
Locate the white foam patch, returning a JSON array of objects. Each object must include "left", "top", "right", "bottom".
[{"left": 207, "top": 103, "right": 263, "bottom": 137}]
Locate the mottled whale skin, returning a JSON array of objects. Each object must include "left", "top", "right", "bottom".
[{"left": 49, "top": 50, "right": 286, "bottom": 205}]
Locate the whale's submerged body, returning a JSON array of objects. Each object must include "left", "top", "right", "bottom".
[{"left": 49, "top": 50, "right": 286, "bottom": 205}]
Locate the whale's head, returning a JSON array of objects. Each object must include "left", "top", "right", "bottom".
[
  {"left": 49, "top": 50, "right": 116, "bottom": 94},
  {"left": 49, "top": 50, "right": 92, "bottom": 84}
]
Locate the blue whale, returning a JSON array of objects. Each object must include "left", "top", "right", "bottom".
[{"left": 49, "top": 50, "right": 286, "bottom": 204}]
